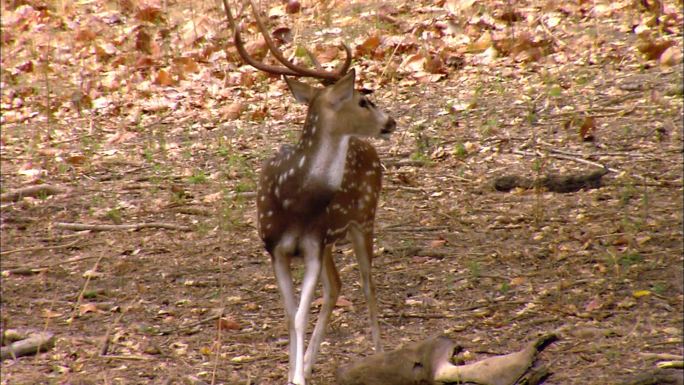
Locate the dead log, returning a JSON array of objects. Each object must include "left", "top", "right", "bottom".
[
  {"left": 0, "top": 331, "right": 55, "bottom": 360},
  {"left": 337, "top": 334, "right": 557, "bottom": 385},
  {"left": 493, "top": 169, "right": 608, "bottom": 193}
]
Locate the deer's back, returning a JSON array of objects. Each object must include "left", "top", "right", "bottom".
[{"left": 257, "top": 138, "right": 381, "bottom": 256}]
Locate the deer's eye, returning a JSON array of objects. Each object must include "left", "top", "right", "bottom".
[{"left": 359, "top": 99, "right": 369, "bottom": 108}]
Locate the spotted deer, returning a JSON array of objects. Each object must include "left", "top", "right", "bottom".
[{"left": 223, "top": 1, "right": 395, "bottom": 384}]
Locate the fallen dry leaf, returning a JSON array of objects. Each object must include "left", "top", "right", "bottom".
[
  {"left": 136, "top": 6, "right": 163, "bottom": 23},
  {"left": 510, "top": 277, "right": 526, "bottom": 286},
  {"left": 356, "top": 35, "right": 382, "bottom": 57},
  {"left": 217, "top": 317, "right": 241, "bottom": 331},
  {"left": 42, "top": 309, "right": 63, "bottom": 319},
  {"left": 79, "top": 303, "right": 100, "bottom": 316},
  {"left": 579, "top": 116, "right": 596, "bottom": 142},
  {"left": 636, "top": 36, "right": 675, "bottom": 61},
  {"left": 221, "top": 102, "right": 244, "bottom": 120},
  {"left": 154, "top": 69, "right": 175, "bottom": 86},
  {"left": 660, "top": 45, "right": 683, "bottom": 66}
]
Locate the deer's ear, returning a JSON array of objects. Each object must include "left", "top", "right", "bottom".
[
  {"left": 327, "top": 68, "right": 355, "bottom": 107},
  {"left": 284, "top": 76, "right": 316, "bottom": 104}
]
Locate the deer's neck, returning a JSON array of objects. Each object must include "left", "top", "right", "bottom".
[{"left": 297, "top": 112, "right": 349, "bottom": 191}]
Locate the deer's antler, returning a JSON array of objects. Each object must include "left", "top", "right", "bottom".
[{"left": 222, "top": 0, "right": 352, "bottom": 83}]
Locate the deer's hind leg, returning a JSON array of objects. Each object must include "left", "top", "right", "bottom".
[
  {"left": 304, "top": 245, "right": 341, "bottom": 378},
  {"left": 348, "top": 226, "right": 382, "bottom": 352}
]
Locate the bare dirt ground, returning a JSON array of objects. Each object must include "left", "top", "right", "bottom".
[{"left": 1, "top": 1, "right": 683, "bottom": 384}]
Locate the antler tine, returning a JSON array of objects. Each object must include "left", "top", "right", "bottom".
[
  {"left": 223, "top": 0, "right": 301, "bottom": 76},
  {"left": 246, "top": 0, "right": 350, "bottom": 81},
  {"left": 336, "top": 42, "right": 352, "bottom": 78},
  {"left": 303, "top": 43, "right": 352, "bottom": 85},
  {"left": 227, "top": 0, "right": 352, "bottom": 82}
]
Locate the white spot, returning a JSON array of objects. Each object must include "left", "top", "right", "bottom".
[
  {"left": 267, "top": 210, "right": 273, "bottom": 217},
  {"left": 298, "top": 156, "right": 306, "bottom": 168},
  {"left": 283, "top": 199, "right": 292, "bottom": 209},
  {"left": 288, "top": 168, "right": 295, "bottom": 177}
]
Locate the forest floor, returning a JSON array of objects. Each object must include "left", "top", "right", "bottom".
[{"left": 1, "top": 0, "right": 683, "bottom": 384}]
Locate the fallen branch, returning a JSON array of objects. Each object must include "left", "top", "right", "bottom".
[
  {"left": 639, "top": 353, "right": 684, "bottom": 361},
  {"left": 0, "top": 331, "right": 55, "bottom": 360},
  {"left": 2, "top": 267, "right": 48, "bottom": 276},
  {"left": 617, "top": 369, "right": 684, "bottom": 385},
  {"left": 3, "top": 253, "right": 102, "bottom": 273},
  {"left": 0, "top": 185, "right": 64, "bottom": 202},
  {"left": 0, "top": 239, "right": 81, "bottom": 257},
  {"left": 513, "top": 149, "right": 619, "bottom": 173},
  {"left": 54, "top": 222, "right": 190, "bottom": 231}
]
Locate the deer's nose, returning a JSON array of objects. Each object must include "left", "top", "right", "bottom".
[{"left": 381, "top": 117, "right": 396, "bottom": 134}]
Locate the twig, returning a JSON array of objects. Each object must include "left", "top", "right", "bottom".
[
  {"left": 159, "top": 310, "right": 224, "bottom": 335},
  {"left": 100, "top": 297, "right": 138, "bottom": 356},
  {"left": 378, "top": 26, "right": 411, "bottom": 84},
  {"left": 229, "top": 191, "right": 257, "bottom": 199},
  {"left": 0, "top": 185, "right": 64, "bottom": 202},
  {"left": 131, "top": 110, "right": 174, "bottom": 131},
  {"left": 100, "top": 354, "right": 152, "bottom": 361},
  {"left": 537, "top": 14, "right": 564, "bottom": 49},
  {"left": 68, "top": 255, "right": 104, "bottom": 324},
  {"left": 49, "top": 133, "right": 94, "bottom": 145},
  {"left": 0, "top": 239, "right": 81, "bottom": 257},
  {"left": 383, "top": 225, "right": 449, "bottom": 232},
  {"left": 4, "top": 253, "right": 101, "bottom": 271},
  {"left": 384, "top": 159, "right": 428, "bottom": 168},
  {"left": 538, "top": 142, "right": 654, "bottom": 159},
  {"left": 54, "top": 222, "right": 191, "bottom": 231},
  {"left": 639, "top": 352, "right": 684, "bottom": 361}
]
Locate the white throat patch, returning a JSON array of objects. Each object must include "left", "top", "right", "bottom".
[{"left": 307, "top": 135, "right": 350, "bottom": 190}]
